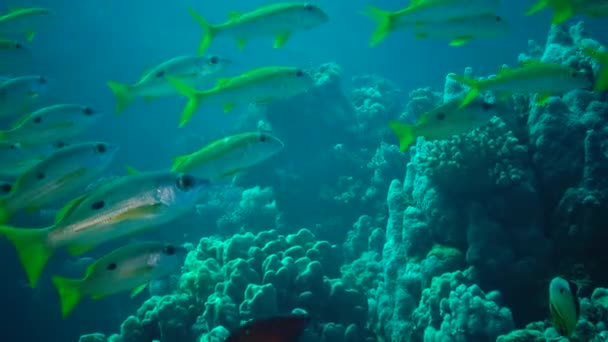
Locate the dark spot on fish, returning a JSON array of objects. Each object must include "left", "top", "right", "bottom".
[
  {"left": 33, "top": 116, "right": 42, "bottom": 123},
  {"left": 83, "top": 107, "right": 95, "bottom": 116},
  {"left": 9, "top": 144, "right": 16, "bottom": 150},
  {"left": 571, "top": 71, "right": 578, "bottom": 77},
  {"left": 296, "top": 70, "right": 304, "bottom": 77},
  {"left": 95, "top": 144, "right": 106, "bottom": 153},
  {"left": 0, "top": 183, "right": 11, "bottom": 193},
  {"left": 176, "top": 174, "right": 195, "bottom": 190},
  {"left": 482, "top": 102, "right": 494, "bottom": 111},
  {"left": 209, "top": 56, "right": 219, "bottom": 64},
  {"left": 163, "top": 245, "right": 176, "bottom": 255},
  {"left": 36, "top": 172, "right": 45, "bottom": 180},
  {"left": 495, "top": 16, "right": 502, "bottom": 22},
  {"left": 14, "top": 42, "right": 22, "bottom": 49},
  {"left": 304, "top": 3, "right": 314, "bottom": 10},
  {"left": 91, "top": 200, "right": 105, "bottom": 210},
  {"left": 39, "top": 76, "right": 46, "bottom": 84},
  {"left": 560, "top": 288, "right": 565, "bottom": 294},
  {"left": 54, "top": 141, "right": 66, "bottom": 148},
  {"left": 260, "top": 133, "right": 267, "bottom": 142},
  {"left": 106, "top": 263, "right": 117, "bottom": 271},
  {"left": 155, "top": 70, "right": 165, "bottom": 78},
  {"left": 436, "top": 112, "right": 446, "bottom": 120}
]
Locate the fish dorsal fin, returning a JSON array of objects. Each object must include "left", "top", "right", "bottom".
[
  {"left": 131, "top": 283, "right": 148, "bottom": 298},
  {"left": 228, "top": 11, "right": 242, "bottom": 20},
  {"left": 125, "top": 165, "right": 140, "bottom": 175},
  {"left": 10, "top": 112, "right": 31, "bottom": 129},
  {"left": 55, "top": 193, "right": 89, "bottom": 224},
  {"left": 84, "top": 260, "right": 98, "bottom": 278}
]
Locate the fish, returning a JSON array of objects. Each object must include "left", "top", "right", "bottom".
[
  {"left": 106, "top": 54, "right": 231, "bottom": 114},
  {"left": 448, "top": 61, "right": 592, "bottom": 108},
  {"left": 171, "top": 131, "right": 284, "bottom": 181},
  {"left": 0, "top": 75, "right": 48, "bottom": 119},
  {"left": 188, "top": 3, "right": 329, "bottom": 55},
  {"left": 0, "top": 141, "right": 118, "bottom": 224},
  {"left": 0, "top": 171, "right": 210, "bottom": 288},
  {"left": 0, "top": 7, "right": 52, "bottom": 42},
  {"left": 226, "top": 314, "right": 310, "bottom": 342},
  {"left": 526, "top": 0, "right": 608, "bottom": 25},
  {"left": 52, "top": 242, "right": 187, "bottom": 318},
  {"left": 389, "top": 98, "right": 498, "bottom": 151},
  {"left": 364, "top": 0, "right": 501, "bottom": 46},
  {"left": 406, "top": 14, "right": 510, "bottom": 47},
  {"left": 0, "top": 104, "right": 102, "bottom": 145},
  {"left": 0, "top": 39, "right": 30, "bottom": 59},
  {"left": 582, "top": 46, "right": 608, "bottom": 91},
  {"left": 549, "top": 277, "right": 580, "bottom": 337},
  {"left": 0, "top": 140, "right": 68, "bottom": 179},
  {"left": 170, "top": 66, "right": 315, "bottom": 127}
]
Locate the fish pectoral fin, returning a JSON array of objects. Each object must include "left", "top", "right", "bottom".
[
  {"left": 449, "top": 37, "right": 472, "bottom": 47},
  {"left": 274, "top": 32, "right": 291, "bottom": 48},
  {"left": 125, "top": 165, "right": 140, "bottom": 175},
  {"left": 57, "top": 168, "right": 88, "bottom": 187},
  {"left": 236, "top": 37, "right": 247, "bottom": 50},
  {"left": 536, "top": 93, "right": 552, "bottom": 106},
  {"left": 66, "top": 243, "right": 97, "bottom": 257},
  {"left": 112, "top": 203, "right": 164, "bottom": 222},
  {"left": 55, "top": 193, "right": 89, "bottom": 224},
  {"left": 130, "top": 283, "right": 148, "bottom": 298},
  {"left": 26, "top": 31, "right": 36, "bottom": 42},
  {"left": 222, "top": 103, "right": 235, "bottom": 113}
]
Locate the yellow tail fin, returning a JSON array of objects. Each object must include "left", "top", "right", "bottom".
[
  {"left": 448, "top": 74, "right": 481, "bottom": 109},
  {"left": 388, "top": 120, "right": 418, "bottom": 152},
  {"left": 549, "top": 0, "right": 576, "bottom": 25},
  {"left": 106, "top": 81, "right": 134, "bottom": 114},
  {"left": 0, "top": 225, "right": 54, "bottom": 288},
  {"left": 583, "top": 47, "right": 608, "bottom": 91},
  {"left": 525, "top": 0, "right": 550, "bottom": 16},
  {"left": 188, "top": 7, "right": 216, "bottom": 55},
  {"left": 52, "top": 276, "right": 84, "bottom": 319},
  {"left": 167, "top": 77, "right": 203, "bottom": 128},
  {"left": 364, "top": 6, "right": 395, "bottom": 47}
]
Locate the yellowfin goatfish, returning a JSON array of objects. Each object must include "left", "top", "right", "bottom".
[
  {"left": 549, "top": 277, "right": 580, "bottom": 337},
  {"left": 188, "top": 3, "right": 329, "bottom": 55},
  {"left": 170, "top": 66, "right": 315, "bottom": 127},
  {"left": 582, "top": 46, "right": 608, "bottom": 91},
  {"left": 171, "top": 131, "right": 284, "bottom": 181},
  {"left": 449, "top": 61, "right": 592, "bottom": 109},
  {"left": 52, "top": 242, "right": 187, "bottom": 318},
  {"left": 107, "top": 54, "right": 231, "bottom": 114},
  {"left": 406, "top": 14, "right": 509, "bottom": 47},
  {"left": 526, "top": 0, "right": 608, "bottom": 25},
  {"left": 389, "top": 98, "right": 498, "bottom": 151},
  {"left": 0, "top": 171, "right": 209, "bottom": 288},
  {"left": 0, "top": 7, "right": 52, "bottom": 42},
  {"left": 0, "top": 141, "right": 118, "bottom": 224},
  {"left": 0, "top": 104, "right": 102, "bottom": 145},
  {"left": 364, "top": 0, "right": 501, "bottom": 46},
  {"left": 0, "top": 75, "right": 48, "bottom": 119}
]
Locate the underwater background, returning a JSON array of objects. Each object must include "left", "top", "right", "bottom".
[{"left": 1, "top": 0, "right": 608, "bottom": 341}]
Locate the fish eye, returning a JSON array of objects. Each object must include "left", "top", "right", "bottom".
[
  {"left": 495, "top": 16, "right": 502, "bottom": 22},
  {"left": 296, "top": 70, "right": 304, "bottom": 77},
  {"left": 156, "top": 70, "right": 165, "bottom": 78},
  {"left": 0, "top": 183, "right": 12, "bottom": 193},
  {"left": 36, "top": 172, "right": 45, "bottom": 180},
  {"left": 163, "top": 245, "right": 176, "bottom": 255},
  {"left": 176, "top": 174, "right": 195, "bottom": 190},
  {"left": 54, "top": 141, "right": 66, "bottom": 148},
  {"left": 304, "top": 3, "right": 313, "bottom": 10},
  {"left": 95, "top": 144, "right": 107, "bottom": 153},
  {"left": 82, "top": 107, "right": 95, "bottom": 116},
  {"left": 91, "top": 200, "right": 105, "bottom": 210},
  {"left": 436, "top": 112, "right": 446, "bottom": 120},
  {"left": 209, "top": 56, "right": 219, "bottom": 64},
  {"left": 39, "top": 76, "right": 47, "bottom": 84},
  {"left": 106, "top": 263, "right": 117, "bottom": 271},
  {"left": 33, "top": 116, "right": 42, "bottom": 123},
  {"left": 259, "top": 133, "right": 267, "bottom": 142}
]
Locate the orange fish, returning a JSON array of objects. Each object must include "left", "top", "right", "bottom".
[{"left": 226, "top": 314, "right": 310, "bottom": 342}]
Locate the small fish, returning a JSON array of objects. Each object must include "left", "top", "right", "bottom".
[
  {"left": 171, "top": 131, "right": 284, "bottom": 181},
  {"left": 0, "top": 75, "right": 48, "bottom": 119},
  {"left": 107, "top": 54, "right": 231, "bottom": 114},
  {"left": 582, "top": 46, "right": 608, "bottom": 91},
  {"left": 549, "top": 277, "right": 580, "bottom": 337},
  {"left": 449, "top": 61, "right": 592, "bottom": 108},
  {"left": 52, "top": 242, "right": 187, "bottom": 318},
  {"left": 407, "top": 14, "right": 510, "bottom": 47},
  {"left": 526, "top": 0, "right": 608, "bottom": 25},
  {"left": 0, "top": 7, "right": 52, "bottom": 42},
  {"left": 226, "top": 314, "right": 310, "bottom": 342},
  {"left": 170, "top": 66, "right": 314, "bottom": 127},
  {"left": 0, "top": 104, "right": 102, "bottom": 145},
  {"left": 0, "top": 141, "right": 118, "bottom": 224},
  {"left": 389, "top": 98, "right": 497, "bottom": 151},
  {"left": 0, "top": 171, "right": 209, "bottom": 288},
  {"left": 188, "top": 3, "right": 329, "bottom": 55},
  {"left": 364, "top": 0, "right": 501, "bottom": 46}
]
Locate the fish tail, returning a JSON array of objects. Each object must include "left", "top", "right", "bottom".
[
  {"left": 0, "top": 225, "right": 54, "bottom": 288},
  {"left": 582, "top": 47, "right": 608, "bottom": 91},
  {"left": 388, "top": 120, "right": 418, "bottom": 152},
  {"left": 167, "top": 77, "right": 203, "bottom": 128},
  {"left": 188, "top": 7, "right": 216, "bottom": 55},
  {"left": 449, "top": 74, "right": 481, "bottom": 109},
  {"left": 549, "top": 0, "right": 576, "bottom": 25},
  {"left": 364, "top": 6, "right": 395, "bottom": 47},
  {"left": 106, "top": 81, "right": 134, "bottom": 114},
  {"left": 52, "top": 276, "right": 83, "bottom": 319}
]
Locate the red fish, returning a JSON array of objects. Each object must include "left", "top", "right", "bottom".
[{"left": 226, "top": 314, "right": 310, "bottom": 342}]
